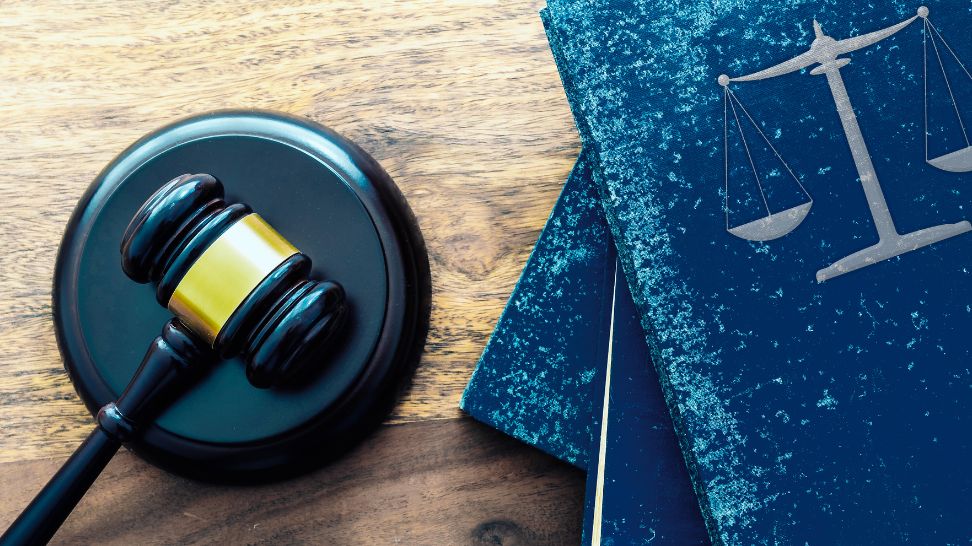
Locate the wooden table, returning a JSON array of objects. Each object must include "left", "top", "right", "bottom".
[{"left": 0, "top": 1, "right": 584, "bottom": 543}]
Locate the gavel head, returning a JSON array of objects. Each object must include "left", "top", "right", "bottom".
[{"left": 120, "top": 173, "right": 347, "bottom": 388}]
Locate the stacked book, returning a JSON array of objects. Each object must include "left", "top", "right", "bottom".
[{"left": 463, "top": 1, "right": 972, "bottom": 543}]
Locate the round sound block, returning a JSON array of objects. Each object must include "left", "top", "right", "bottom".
[{"left": 53, "top": 111, "right": 431, "bottom": 482}]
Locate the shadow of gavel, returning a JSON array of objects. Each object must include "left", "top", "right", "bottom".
[{"left": 2, "top": 174, "right": 347, "bottom": 546}]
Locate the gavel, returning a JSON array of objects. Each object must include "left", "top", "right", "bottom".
[{"left": 2, "top": 173, "right": 347, "bottom": 545}]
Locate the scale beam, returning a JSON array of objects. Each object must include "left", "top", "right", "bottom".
[{"left": 727, "top": 12, "right": 921, "bottom": 82}]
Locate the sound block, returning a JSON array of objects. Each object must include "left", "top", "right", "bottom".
[{"left": 53, "top": 111, "right": 431, "bottom": 482}]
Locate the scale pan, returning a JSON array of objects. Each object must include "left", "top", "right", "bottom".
[
  {"left": 928, "top": 146, "right": 972, "bottom": 173},
  {"left": 728, "top": 201, "right": 812, "bottom": 242}
]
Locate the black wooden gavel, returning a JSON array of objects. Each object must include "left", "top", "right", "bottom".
[{"left": 2, "top": 174, "right": 347, "bottom": 545}]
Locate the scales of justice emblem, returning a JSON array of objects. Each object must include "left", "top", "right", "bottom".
[{"left": 719, "top": 6, "right": 972, "bottom": 282}]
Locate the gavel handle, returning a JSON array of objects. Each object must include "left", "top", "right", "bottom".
[
  {"left": 1, "top": 428, "right": 120, "bottom": 546},
  {"left": 1, "top": 319, "right": 213, "bottom": 546}
]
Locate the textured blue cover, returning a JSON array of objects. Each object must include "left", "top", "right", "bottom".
[
  {"left": 545, "top": 1, "right": 972, "bottom": 543},
  {"left": 460, "top": 151, "right": 616, "bottom": 468},
  {"left": 581, "top": 262, "right": 709, "bottom": 545}
]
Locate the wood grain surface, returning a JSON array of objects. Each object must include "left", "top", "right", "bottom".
[
  {"left": 0, "top": 0, "right": 580, "bottom": 462},
  {"left": 0, "top": 0, "right": 586, "bottom": 543},
  {"left": 0, "top": 419, "right": 585, "bottom": 545}
]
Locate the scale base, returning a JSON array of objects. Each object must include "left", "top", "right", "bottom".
[{"left": 816, "top": 221, "right": 972, "bottom": 282}]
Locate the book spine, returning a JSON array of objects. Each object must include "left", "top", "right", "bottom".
[{"left": 542, "top": 7, "right": 728, "bottom": 544}]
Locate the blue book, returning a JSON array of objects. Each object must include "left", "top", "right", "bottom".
[
  {"left": 461, "top": 147, "right": 710, "bottom": 544},
  {"left": 460, "top": 151, "right": 616, "bottom": 468},
  {"left": 546, "top": 1, "right": 972, "bottom": 542},
  {"left": 581, "top": 261, "right": 709, "bottom": 545}
]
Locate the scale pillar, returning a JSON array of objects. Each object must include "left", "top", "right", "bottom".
[
  {"left": 813, "top": 60, "right": 971, "bottom": 282},
  {"left": 814, "top": 62, "right": 900, "bottom": 241}
]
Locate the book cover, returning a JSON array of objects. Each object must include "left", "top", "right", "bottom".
[
  {"left": 460, "top": 151, "right": 616, "bottom": 468},
  {"left": 545, "top": 1, "right": 972, "bottom": 542},
  {"left": 581, "top": 261, "right": 709, "bottom": 545}
]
